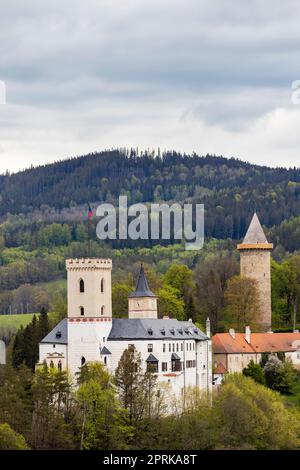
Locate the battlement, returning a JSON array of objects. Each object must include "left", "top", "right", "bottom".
[{"left": 66, "top": 258, "right": 112, "bottom": 270}]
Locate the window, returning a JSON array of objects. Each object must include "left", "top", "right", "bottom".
[
  {"left": 171, "top": 359, "right": 181, "bottom": 372},
  {"left": 169, "top": 343, "right": 171, "bottom": 352},
  {"left": 58, "top": 361, "right": 62, "bottom": 372},
  {"left": 104, "top": 356, "right": 107, "bottom": 365},
  {"left": 172, "top": 343, "right": 175, "bottom": 352},
  {"left": 101, "top": 305, "right": 105, "bottom": 316},
  {"left": 101, "top": 278, "right": 104, "bottom": 293},
  {"left": 147, "top": 362, "right": 158, "bottom": 373},
  {"left": 186, "top": 360, "right": 196, "bottom": 368},
  {"left": 148, "top": 344, "right": 153, "bottom": 353},
  {"left": 162, "top": 362, "right": 168, "bottom": 372},
  {"left": 181, "top": 343, "right": 183, "bottom": 351},
  {"left": 163, "top": 344, "right": 166, "bottom": 353},
  {"left": 79, "top": 279, "right": 85, "bottom": 293},
  {"left": 176, "top": 343, "right": 179, "bottom": 352},
  {"left": 50, "top": 361, "right": 54, "bottom": 369},
  {"left": 103, "top": 337, "right": 106, "bottom": 343},
  {"left": 80, "top": 306, "right": 84, "bottom": 316},
  {"left": 81, "top": 356, "right": 86, "bottom": 366},
  {"left": 53, "top": 344, "right": 56, "bottom": 348}
]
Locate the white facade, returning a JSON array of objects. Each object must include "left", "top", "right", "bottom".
[{"left": 39, "top": 258, "right": 212, "bottom": 397}]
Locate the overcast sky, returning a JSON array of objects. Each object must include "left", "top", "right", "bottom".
[{"left": 1, "top": 0, "right": 300, "bottom": 173}]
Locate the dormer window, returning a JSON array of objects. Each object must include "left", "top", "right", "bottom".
[
  {"left": 56, "top": 330, "right": 61, "bottom": 338},
  {"left": 160, "top": 328, "right": 166, "bottom": 336},
  {"left": 79, "top": 279, "right": 85, "bottom": 293},
  {"left": 148, "top": 328, "right": 153, "bottom": 336},
  {"left": 178, "top": 328, "right": 183, "bottom": 335},
  {"left": 170, "top": 328, "right": 175, "bottom": 335}
]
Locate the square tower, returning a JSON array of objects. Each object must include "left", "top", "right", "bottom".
[
  {"left": 237, "top": 213, "right": 273, "bottom": 332},
  {"left": 128, "top": 265, "right": 158, "bottom": 319},
  {"left": 66, "top": 258, "right": 112, "bottom": 318}
]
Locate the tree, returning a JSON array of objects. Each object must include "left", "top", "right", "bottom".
[
  {"left": 76, "top": 375, "right": 132, "bottom": 450},
  {"left": 224, "top": 276, "right": 261, "bottom": 331},
  {"left": 112, "top": 284, "right": 133, "bottom": 318},
  {"left": 0, "top": 423, "right": 29, "bottom": 450},
  {"left": 243, "top": 360, "right": 265, "bottom": 385},
  {"left": 214, "top": 374, "right": 300, "bottom": 449},
  {"left": 264, "top": 356, "right": 297, "bottom": 394},
  {"left": 194, "top": 251, "right": 238, "bottom": 332},
  {"left": 115, "top": 348, "right": 145, "bottom": 424},
  {"left": 38, "top": 307, "right": 50, "bottom": 340},
  {"left": 157, "top": 285, "right": 185, "bottom": 320},
  {"left": 30, "top": 365, "right": 75, "bottom": 449}
]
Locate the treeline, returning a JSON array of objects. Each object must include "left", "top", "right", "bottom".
[
  {"left": 0, "top": 149, "right": 300, "bottom": 241},
  {"left": 0, "top": 359, "right": 299, "bottom": 450}
]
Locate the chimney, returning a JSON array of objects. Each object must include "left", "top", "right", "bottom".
[
  {"left": 229, "top": 328, "right": 235, "bottom": 339},
  {"left": 206, "top": 317, "right": 211, "bottom": 338},
  {"left": 245, "top": 325, "right": 251, "bottom": 344}
]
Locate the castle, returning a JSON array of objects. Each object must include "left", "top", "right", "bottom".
[
  {"left": 39, "top": 260, "right": 212, "bottom": 396},
  {"left": 39, "top": 212, "right": 284, "bottom": 391}
]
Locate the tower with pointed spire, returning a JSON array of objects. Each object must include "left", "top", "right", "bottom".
[
  {"left": 128, "top": 265, "right": 158, "bottom": 319},
  {"left": 237, "top": 213, "right": 273, "bottom": 332}
]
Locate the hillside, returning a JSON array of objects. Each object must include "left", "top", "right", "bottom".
[
  {"left": 1, "top": 149, "right": 300, "bottom": 241},
  {"left": 0, "top": 149, "right": 300, "bottom": 328}
]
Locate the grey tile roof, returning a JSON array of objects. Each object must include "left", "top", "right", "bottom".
[
  {"left": 128, "top": 265, "right": 155, "bottom": 298},
  {"left": 40, "top": 319, "right": 68, "bottom": 344},
  {"left": 100, "top": 346, "right": 111, "bottom": 355},
  {"left": 171, "top": 352, "right": 181, "bottom": 360},
  {"left": 146, "top": 353, "right": 158, "bottom": 362},
  {"left": 108, "top": 318, "right": 208, "bottom": 341},
  {"left": 243, "top": 213, "right": 268, "bottom": 244}
]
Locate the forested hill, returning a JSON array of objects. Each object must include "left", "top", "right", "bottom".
[{"left": 1, "top": 149, "right": 300, "bottom": 240}]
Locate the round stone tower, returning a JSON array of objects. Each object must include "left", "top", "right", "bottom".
[{"left": 237, "top": 213, "right": 273, "bottom": 332}]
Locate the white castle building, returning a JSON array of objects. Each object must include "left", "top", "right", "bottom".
[{"left": 39, "top": 258, "right": 212, "bottom": 396}]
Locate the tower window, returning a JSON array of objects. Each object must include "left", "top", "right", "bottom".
[
  {"left": 81, "top": 356, "right": 86, "bottom": 366},
  {"left": 80, "top": 306, "right": 84, "bottom": 316},
  {"left": 58, "top": 361, "right": 62, "bottom": 372},
  {"left": 101, "top": 305, "right": 105, "bottom": 316},
  {"left": 101, "top": 278, "right": 104, "bottom": 293},
  {"left": 79, "top": 279, "right": 85, "bottom": 293}
]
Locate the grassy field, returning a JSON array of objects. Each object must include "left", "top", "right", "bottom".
[{"left": 0, "top": 312, "right": 55, "bottom": 333}]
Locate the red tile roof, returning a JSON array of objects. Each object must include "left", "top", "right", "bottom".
[
  {"left": 212, "top": 332, "right": 300, "bottom": 354},
  {"left": 214, "top": 362, "right": 228, "bottom": 374}
]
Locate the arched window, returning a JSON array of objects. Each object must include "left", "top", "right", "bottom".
[
  {"left": 80, "top": 306, "right": 85, "bottom": 316},
  {"left": 81, "top": 356, "right": 86, "bottom": 366},
  {"left": 101, "top": 278, "right": 104, "bottom": 293},
  {"left": 50, "top": 360, "right": 54, "bottom": 369},
  {"left": 58, "top": 360, "right": 62, "bottom": 372},
  {"left": 101, "top": 305, "right": 105, "bottom": 316},
  {"left": 79, "top": 279, "right": 85, "bottom": 293}
]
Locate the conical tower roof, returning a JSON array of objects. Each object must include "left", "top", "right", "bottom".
[
  {"left": 128, "top": 264, "right": 156, "bottom": 298},
  {"left": 237, "top": 213, "right": 273, "bottom": 251},
  {"left": 243, "top": 213, "right": 268, "bottom": 244}
]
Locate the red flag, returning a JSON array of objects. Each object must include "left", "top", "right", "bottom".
[{"left": 88, "top": 203, "right": 93, "bottom": 219}]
